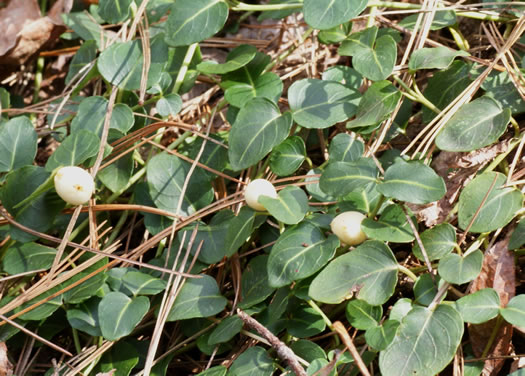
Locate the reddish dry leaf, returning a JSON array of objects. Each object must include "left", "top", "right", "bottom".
[
  {"left": 468, "top": 237, "right": 516, "bottom": 376},
  {"left": 0, "top": 0, "right": 72, "bottom": 67},
  {"left": 0, "top": 342, "right": 13, "bottom": 376}
]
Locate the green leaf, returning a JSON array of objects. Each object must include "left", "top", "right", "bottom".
[
  {"left": 165, "top": 0, "right": 228, "bottom": 46},
  {"left": 455, "top": 288, "right": 500, "bottom": 324},
  {"left": 408, "top": 47, "right": 469, "bottom": 71},
  {"left": 365, "top": 319, "right": 399, "bottom": 351},
  {"left": 98, "top": 0, "right": 133, "bottom": 23},
  {"left": 267, "top": 222, "right": 339, "bottom": 288},
  {"left": 208, "top": 315, "right": 243, "bottom": 345},
  {"left": 413, "top": 274, "right": 442, "bottom": 306},
  {"left": 98, "top": 291, "right": 149, "bottom": 341},
  {"left": 71, "top": 96, "right": 135, "bottom": 137},
  {"left": 399, "top": 10, "right": 457, "bottom": 30},
  {"left": 98, "top": 153, "right": 134, "bottom": 193},
  {"left": 379, "top": 304, "right": 464, "bottom": 376},
  {"left": 259, "top": 186, "right": 309, "bottom": 225},
  {"left": 291, "top": 339, "right": 326, "bottom": 362},
  {"left": 224, "top": 72, "right": 283, "bottom": 108},
  {"left": 65, "top": 40, "right": 98, "bottom": 86},
  {"left": 378, "top": 159, "right": 446, "bottom": 204},
  {"left": 97, "top": 341, "right": 139, "bottom": 376},
  {"left": 389, "top": 298, "right": 413, "bottom": 321},
  {"left": 16, "top": 285, "right": 63, "bottom": 321},
  {"left": 458, "top": 172, "right": 522, "bottom": 233},
  {"left": 303, "top": 0, "right": 367, "bottom": 30},
  {"left": 239, "top": 255, "right": 276, "bottom": 309},
  {"left": 438, "top": 250, "right": 483, "bottom": 284},
  {"left": 289, "top": 78, "right": 360, "bottom": 129},
  {"left": 2, "top": 242, "right": 56, "bottom": 274},
  {"left": 1, "top": 166, "right": 64, "bottom": 243},
  {"left": 147, "top": 153, "right": 214, "bottom": 217},
  {"left": 435, "top": 96, "right": 511, "bottom": 152},
  {"left": 98, "top": 35, "right": 169, "bottom": 90},
  {"left": 500, "top": 294, "right": 525, "bottom": 327},
  {"left": 482, "top": 70, "right": 525, "bottom": 115},
  {"left": 66, "top": 297, "right": 102, "bottom": 336},
  {"left": 167, "top": 275, "right": 227, "bottom": 321},
  {"left": 228, "top": 346, "right": 275, "bottom": 376},
  {"left": 62, "top": 12, "right": 114, "bottom": 48},
  {"left": 346, "top": 299, "right": 382, "bottom": 330},
  {"left": 318, "top": 22, "right": 352, "bottom": 44},
  {"left": 328, "top": 133, "right": 364, "bottom": 162},
  {"left": 0, "top": 117, "right": 37, "bottom": 172},
  {"left": 412, "top": 223, "right": 456, "bottom": 261},
  {"left": 122, "top": 271, "right": 167, "bottom": 295},
  {"left": 422, "top": 61, "right": 472, "bottom": 123},
  {"left": 269, "top": 136, "right": 306, "bottom": 176},
  {"left": 320, "top": 157, "right": 378, "bottom": 198},
  {"left": 322, "top": 65, "right": 363, "bottom": 90},
  {"left": 196, "top": 366, "right": 227, "bottom": 376},
  {"left": 225, "top": 207, "right": 256, "bottom": 255},
  {"left": 288, "top": 305, "right": 326, "bottom": 338},
  {"left": 228, "top": 98, "right": 292, "bottom": 171},
  {"left": 197, "top": 44, "right": 257, "bottom": 74},
  {"left": 156, "top": 94, "right": 182, "bottom": 117},
  {"left": 353, "top": 35, "right": 397, "bottom": 81},
  {"left": 338, "top": 27, "right": 378, "bottom": 57},
  {"left": 257, "top": 0, "right": 300, "bottom": 21},
  {"left": 361, "top": 204, "right": 415, "bottom": 243},
  {"left": 509, "top": 220, "right": 525, "bottom": 250},
  {"left": 0, "top": 87, "right": 9, "bottom": 120},
  {"left": 63, "top": 265, "right": 108, "bottom": 304},
  {"left": 189, "top": 134, "right": 229, "bottom": 180},
  {"left": 45, "top": 130, "right": 100, "bottom": 171},
  {"left": 347, "top": 80, "right": 401, "bottom": 128},
  {"left": 309, "top": 240, "right": 398, "bottom": 305}
]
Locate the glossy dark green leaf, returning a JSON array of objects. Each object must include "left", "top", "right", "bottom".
[
  {"left": 361, "top": 204, "right": 415, "bottom": 243},
  {"left": 309, "top": 240, "right": 398, "bottom": 305},
  {"left": 122, "top": 271, "right": 167, "bottom": 295},
  {"left": 66, "top": 297, "right": 102, "bottom": 336},
  {"left": 500, "top": 294, "right": 525, "bottom": 327},
  {"left": 147, "top": 153, "right": 214, "bottom": 217},
  {"left": 322, "top": 65, "right": 363, "bottom": 89},
  {"left": 99, "top": 291, "right": 149, "bottom": 341},
  {"left": 97, "top": 341, "right": 139, "bottom": 376},
  {"left": 164, "top": 0, "right": 228, "bottom": 46},
  {"left": 289, "top": 78, "right": 360, "bottom": 128},
  {"left": 455, "top": 288, "right": 500, "bottom": 324},
  {"left": 228, "top": 98, "right": 292, "bottom": 171},
  {"left": 134, "top": 182, "right": 173, "bottom": 236},
  {"left": 268, "top": 222, "right": 339, "bottom": 287},
  {"left": 63, "top": 266, "right": 108, "bottom": 304},
  {"left": 2, "top": 242, "right": 56, "bottom": 274},
  {"left": 414, "top": 274, "right": 442, "bottom": 306},
  {"left": 225, "top": 207, "right": 256, "bottom": 255},
  {"left": 259, "top": 186, "right": 309, "bottom": 225},
  {"left": 422, "top": 61, "right": 472, "bottom": 123},
  {"left": 189, "top": 134, "right": 229, "bottom": 180},
  {"left": 288, "top": 305, "right": 326, "bottom": 338},
  {"left": 167, "top": 275, "right": 227, "bottom": 320},
  {"left": 208, "top": 315, "right": 243, "bottom": 345},
  {"left": 224, "top": 72, "right": 283, "bottom": 108},
  {"left": 70, "top": 96, "right": 135, "bottom": 137},
  {"left": 365, "top": 319, "right": 399, "bottom": 351},
  {"left": 353, "top": 35, "right": 397, "bottom": 81},
  {"left": 412, "top": 223, "right": 456, "bottom": 261},
  {"left": 45, "top": 130, "right": 100, "bottom": 171},
  {"left": 328, "top": 133, "right": 364, "bottom": 162},
  {"left": 338, "top": 27, "right": 378, "bottom": 57},
  {"left": 197, "top": 44, "right": 257, "bottom": 74},
  {"left": 482, "top": 70, "right": 525, "bottom": 115},
  {"left": 409, "top": 47, "right": 469, "bottom": 71},
  {"left": 305, "top": 168, "right": 334, "bottom": 202},
  {"left": 378, "top": 159, "right": 446, "bottom": 204},
  {"left": 1, "top": 166, "right": 64, "bottom": 243},
  {"left": 16, "top": 285, "right": 63, "bottom": 321},
  {"left": 509, "top": 220, "right": 525, "bottom": 250},
  {"left": 239, "top": 255, "right": 276, "bottom": 309},
  {"left": 346, "top": 299, "right": 382, "bottom": 330},
  {"left": 229, "top": 346, "right": 275, "bottom": 376},
  {"left": 303, "top": 0, "right": 367, "bottom": 30},
  {"left": 379, "top": 305, "right": 463, "bottom": 376},
  {"left": 196, "top": 366, "right": 227, "bottom": 376},
  {"left": 98, "top": 153, "right": 134, "bottom": 193},
  {"left": 269, "top": 136, "right": 306, "bottom": 176},
  {"left": 290, "top": 339, "right": 326, "bottom": 362},
  {"left": 0, "top": 117, "right": 37, "bottom": 172},
  {"left": 320, "top": 158, "right": 378, "bottom": 198},
  {"left": 156, "top": 93, "right": 182, "bottom": 117},
  {"left": 436, "top": 96, "right": 511, "bottom": 152},
  {"left": 438, "top": 250, "right": 483, "bottom": 284},
  {"left": 458, "top": 172, "right": 522, "bottom": 233},
  {"left": 98, "top": 0, "right": 133, "bottom": 23},
  {"left": 347, "top": 80, "right": 401, "bottom": 128},
  {"left": 98, "top": 35, "right": 168, "bottom": 90}
]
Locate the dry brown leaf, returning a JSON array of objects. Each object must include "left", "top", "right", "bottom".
[
  {"left": 0, "top": 0, "right": 72, "bottom": 67},
  {"left": 468, "top": 237, "right": 516, "bottom": 376},
  {"left": 0, "top": 342, "right": 13, "bottom": 376}
]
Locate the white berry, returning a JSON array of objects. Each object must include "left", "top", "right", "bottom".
[
  {"left": 54, "top": 166, "right": 95, "bottom": 205},
  {"left": 244, "top": 179, "right": 278, "bottom": 211},
  {"left": 330, "top": 211, "right": 367, "bottom": 246}
]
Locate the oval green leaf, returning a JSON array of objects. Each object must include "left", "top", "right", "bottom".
[
  {"left": 438, "top": 250, "right": 483, "bottom": 284},
  {"left": 229, "top": 346, "right": 275, "bottom": 376},
  {"left": 408, "top": 46, "right": 469, "bottom": 71},
  {"left": 197, "top": 44, "right": 257, "bottom": 74},
  {"left": 303, "top": 0, "right": 367, "bottom": 30},
  {"left": 361, "top": 204, "right": 415, "bottom": 243},
  {"left": 2, "top": 242, "right": 56, "bottom": 275},
  {"left": 365, "top": 319, "right": 399, "bottom": 351},
  {"left": 412, "top": 223, "right": 456, "bottom": 261},
  {"left": 66, "top": 297, "right": 102, "bottom": 337},
  {"left": 259, "top": 186, "right": 309, "bottom": 225},
  {"left": 239, "top": 255, "right": 276, "bottom": 309},
  {"left": 98, "top": 0, "right": 133, "bottom": 23},
  {"left": 0, "top": 117, "right": 37, "bottom": 173},
  {"left": 455, "top": 288, "right": 500, "bottom": 324},
  {"left": 45, "top": 130, "right": 100, "bottom": 171},
  {"left": 320, "top": 157, "right": 378, "bottom": 198},
  {"left": 309, "top": 240, "right": 398, "bottom": 305},
  {"left": 122, "top": 271, "right": 167, "bottom": 296},
  {"left": 346, "top": 299, "right": 382, "bottom": 330},
  {"left": 208, "top": 315, "right": 243, "bottom": 345},
  {"left": 328, "top": 133, "right": 364, "bottom": 162},
  {"left": 269, "top": 136, "right": 306, "bottom": 176},
  {"left": 353, "top": 35, "right": 397, "bottom": 81},
  {"left": 500, "top": 294, "right": 525, "bottom": 327}
]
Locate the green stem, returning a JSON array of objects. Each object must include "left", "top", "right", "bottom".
[
  {"left": 72, "top": 327, "right": 82, "bottom": 354},
  {"left": 368, "top": 194, "right": 386, "bottom": 219},
  {"left": 397, "top": 265, "right": 418, "bottom": 282},
  {"left": 33, "top": 57, "right": 45, "bottom": 105},
  {"left": 481, "top": 315, "right": 504, "bottom": 358},
  {"left": 307, "top": 300, "right": 333, "bottom": 329},
  {"left": 104, "top": 209, "right": 130, "bottom": 247},
  {"left": 12, "top": 170, "right": 57, "bottom": 211},
  {"left": 231, "top": 2, "right": 303, "bottom": 11},
  {"left": 172, "top": 43, "right": 198, "bottom": 94},
  {"left": 448, "top": 25, "right": 470, "bottom": 51}
]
